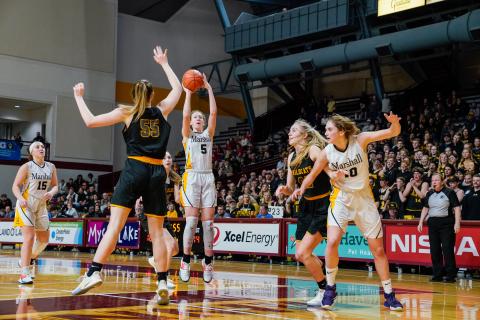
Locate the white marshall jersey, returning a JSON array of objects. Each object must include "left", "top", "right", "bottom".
[
  {"left": 325, "top": 137, "right": 369, "bottom": 192},
  {"left": 22, "top": 161, "right": 54, "bottom": 199},
  {"left": 184, "top": 130, "right": 213, "bottom": 172}
]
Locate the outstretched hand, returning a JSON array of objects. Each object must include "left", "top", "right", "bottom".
[
  {"left": 202, "top": 73, "right": 212, "bottom": 91},
  {"left": 73, "top": 83, "right": 85, "bottom": 97},
  {"left": 153, "top": 46, "right": 168, "bottom": 66},
  {"left": 384, "top": 112, "right": 401, "bottom": 124}
]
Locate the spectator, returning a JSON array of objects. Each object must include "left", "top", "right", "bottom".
[
  {"left": 214, "top": 204, "right": 231, "bottom": 218},
  {"left": 256, "top": 204, "right": 273, "bottom": 218},
  {"left": 447, "top": 177, "right": 464, "bottom": 203},
  {"left": 0, "top": 194, "right": 12, "bottom": 210},
  {"left": 326, "top": 95, "right": 336, "bottom": 114},
  {"left": 461, "top": 173, "right": 473, "bottom": 192},
  {"left": 64, "top": 201, "right": 79, "bottom": 218},
  {"left": 4, "top": 206, "right": 14, "bottom": 219},
  {"left": 58, "top": 179, "right": 67, "bottom": 195},
  {"left": 403, "top": 168, "right": 429, "bottom": 218},
  {"left": 462, "top": 174, "right": 480, "bottom": 220},
  {"left": 235, "top": 195, "right": 256, "bottom": 218},
  {"left": 418, "top": 173, "right": 461, "bottom": 282},
  {"left": 383, "top": 203, "right": 400, "bottom": 219},
  {"left": 166, "top": 202, "right": 178, "bottom": 218},
  {"left": 32, "top": 131, "right": 45, "bottom": 143}
]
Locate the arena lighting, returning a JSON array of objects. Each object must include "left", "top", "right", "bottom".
[
  {"left": 237, "top": 71, "right": 250, "bottom": 82},
  {"left": 470, "top": 26, "right": 480, "bottom": 41},
  {"left": 375, "top": 43, "right": 394, "bottom": 57},
  {"left": 299, "top": 59, "right": 315, "bottom": 71},
  {"left": 14, "top": 105, "right": 21, "bottom": 108}
]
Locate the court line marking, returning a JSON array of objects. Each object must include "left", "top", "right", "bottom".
[{"left": 95, "top": 293, "right": 301, "bottom": 320}]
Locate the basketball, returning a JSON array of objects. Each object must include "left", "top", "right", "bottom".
[{"left": 182, "top": 69, "right": 204, "bottom": 92}]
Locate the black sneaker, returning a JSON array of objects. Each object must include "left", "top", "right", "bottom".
[
  {"left": 430, "top": 276, "right": 443, "bottom": 282},
  {"left": 443, "top": 276, "right": 456, "bottom": 283}
]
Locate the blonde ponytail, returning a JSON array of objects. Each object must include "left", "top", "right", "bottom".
[
  {"left": 290, "top": 119, "right": 328, "bottom": 168},
  {"left": 120, "top": 79, "right": 153, "bottom": 121}
]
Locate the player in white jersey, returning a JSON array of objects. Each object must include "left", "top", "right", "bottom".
[
  {"left": 12, "top": 141, "right": 58, "bottom": 284},
  {"left": 293, "top": 113, "right": 403, "bottom": 311},
  {"left": 180, "top": 74, "right": 217, "bottom": 283}
]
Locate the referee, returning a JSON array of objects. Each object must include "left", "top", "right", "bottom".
[{"left": 417, "top": 173, "right": 461, "bottom": 282}]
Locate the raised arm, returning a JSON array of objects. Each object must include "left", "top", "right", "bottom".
[
  {"left": 73, "top": 83, "right": 128, "bottom": 128},
  {"left": 153, "top": 46, "right": 182, "bottom": 118},
  {"left": 357, "top": 112, "right": 401, "bottom": 149},
  {"left": 12, "top": 164, "right": 28, "bottom": 208},
  {"left": 204, "top": 74, "right": 217, "bottom": 138},
  {"left": 182, "top": 88, "right": 192, "bottom": 139}
]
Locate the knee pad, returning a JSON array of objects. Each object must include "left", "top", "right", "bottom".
[{"left": 183, "top": 216, "right": 199, "bottom": 252}]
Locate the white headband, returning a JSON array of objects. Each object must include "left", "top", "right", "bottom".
[{"left": 29, "top": 141, "right": 43, "bottom": 154}]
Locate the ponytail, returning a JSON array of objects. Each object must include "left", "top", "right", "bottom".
[{"left": 120, "top": 79, "right": 153, "bottom": 121}]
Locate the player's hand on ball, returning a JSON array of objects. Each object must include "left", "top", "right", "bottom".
[{"left": 73, "top": 83, "right": 85, "bottom": 97}]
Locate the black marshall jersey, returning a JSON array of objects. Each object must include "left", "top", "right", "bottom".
[
  {"left": 123, "top": 107, "right": 171, "bottom": 159},
  {"left": 290, "top": 151, "right": 331, "bottom": 199}
]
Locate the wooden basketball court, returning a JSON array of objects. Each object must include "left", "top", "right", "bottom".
[{"left": 0, "top": 251, "right": 477, "bottom": 319}]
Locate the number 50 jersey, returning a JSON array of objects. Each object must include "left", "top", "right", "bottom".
[
  {"left": 325, "top": 137, "right": 369, "bottom": 192},
  {"left": 183, "top": 130, "right": 212, "bottom": 172}
]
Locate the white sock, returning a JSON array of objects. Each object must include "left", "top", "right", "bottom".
[
  {"left": 326, "top": 267, "right": 338, "bottom": 286},
  {"left": 382, "top": 279, "right": 393, "bottom": 294}
]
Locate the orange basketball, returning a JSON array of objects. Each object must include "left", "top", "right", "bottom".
[{"left": 182, "top": 69, "right": 204, "bottom": 92}]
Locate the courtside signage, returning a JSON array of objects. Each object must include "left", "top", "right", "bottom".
[
  {"left": 213, "top": 223, "right": 280, "bottom": 254},
  {"left": 385, "top": 224, "right": 480, "bottom": 267},
  {"left": 287, "top": 223, "right": 373, "bottom": 260},
  {"left": 49, "top": 221, "right": 83, "bottom": 246},
  {"left": 0, "top": 221, "right": 23, "bottom": 242},
  {"left": 86, "top": 220, "right": 140, "bottom": 249}
]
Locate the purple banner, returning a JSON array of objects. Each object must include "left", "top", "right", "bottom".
[{"left": 86, "top": 220, "right": 140, "bottom": 249}]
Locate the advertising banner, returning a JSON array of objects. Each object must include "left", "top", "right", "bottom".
[
  {"left": 286, "top": 223, "right": 373, "bottom": 261},
  {"left": 385, "top": 224, "right": 480, "bottom": 268},
  {"left": 0, "top": 221, "right": 23, "bottom": 243},
  {"left": 86, "top": 220, "right": 140, "bottom": 249},
  {"left": 213, "top": 222, "right": 280, "bottom": 255},
  {"left": 49, "top": 221, "right": 83, "bottom": 246},
  {"left": 0, "top": 139, "right": 21, "bottom": 160}
]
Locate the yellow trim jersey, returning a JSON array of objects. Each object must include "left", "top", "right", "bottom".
[
  {"left": 325, "top": 137, "right": 369, "bottom": 192},
  {"left": 22, "top": 161, "right": 54, "bottom": 200},
  {"left": 183, "top": 130, "right": 213, "bottom": 172}
]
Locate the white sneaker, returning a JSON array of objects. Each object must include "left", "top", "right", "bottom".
[
  {"left": 18, "top": 260, "right": 36, "bottom": 279},
  {"left": 202, "top": 259, "right": 213, "bottom": 283},
  {"left": 307, "top": 289, "right": 325, "bottom": 306},
  {"left": 156, "top": 280, "right": 169, "bottom": 305},
  {"left": 71, "top": 271, "right": 103, "bottom": 295},
  {"left": 179, "top": 260, "right": 190, "bottom": 282},
  {"left": 18, "top": 273, "right": 33, "bottom": 285},
  {"left": 148, "top": 256, "right": 158, "bottom": 272}
]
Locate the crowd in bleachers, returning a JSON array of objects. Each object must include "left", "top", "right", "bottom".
[{"left": 1, "top": 90, "right": 479, "bottom": 222}]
